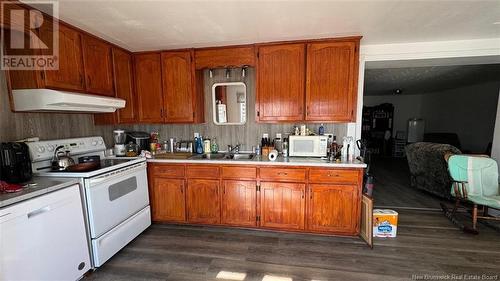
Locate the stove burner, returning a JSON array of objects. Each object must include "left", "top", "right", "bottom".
[{"left": 0, "top": 181, "right": 23, "bottom": 193}]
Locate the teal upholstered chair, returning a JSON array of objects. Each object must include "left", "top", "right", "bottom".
[{"left": 442, "top": 154, "right": 500, "bottom": 233}]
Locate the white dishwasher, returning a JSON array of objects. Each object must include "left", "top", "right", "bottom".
[{"left": 0, "top": 184, "right": 91, "bottom": 281}]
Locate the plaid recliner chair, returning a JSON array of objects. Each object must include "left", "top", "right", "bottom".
[{"left": 405, "top": 142, "right": 461, "bottom": 199}]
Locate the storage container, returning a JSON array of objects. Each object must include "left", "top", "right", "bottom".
[{"left": 373, "top": 209, "right": 398, "bottom": 237}]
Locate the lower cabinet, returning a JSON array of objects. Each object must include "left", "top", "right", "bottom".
[
  {"left": 186, "top": 179, "right": 220, "bottom": 224},
  {"left": 221, "top": 180, "right": 257, "bottom": 227},
  {"left": 150, "top": 178, "right": 186, "bottom": 222},
  {"left": 148, "top": 163, "right": 362, "bottom": 236},
  {"left": 260, "top": 182, "right": 306, "bottom": 230},
  {"left": 308, "top": 184, "right": 359, "bottom": 234}
]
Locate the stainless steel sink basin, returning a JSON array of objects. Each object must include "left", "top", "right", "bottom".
[
  {"left": 226, "top": 153, "right": 255, "bottom": 160},
  {"left": 189, "top": 153, "right": 226, "bottom": 160}
]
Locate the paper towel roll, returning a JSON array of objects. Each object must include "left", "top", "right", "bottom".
[{"left": 268, "top": 150, "right": 278, "bottom": 161}]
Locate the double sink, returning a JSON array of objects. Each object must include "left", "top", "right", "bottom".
[{"left": 189, "top": 153, "right": 255, "bottom": 161}]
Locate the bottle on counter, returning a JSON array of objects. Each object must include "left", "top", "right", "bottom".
[
  {"left": 194, "top": 133, "right": 204, "bottom": 154},
  {"left": 203, "top": 137, "right": 211, "bottom": 153},
  {"left": 282, "top": 138, "right": 289, "bottom": 158},
  {"left": 318, "top": 123, "right": 325, "bottom": 135},
  {"left": 210, "top": 137, "right": 218, "bottom": 153}
]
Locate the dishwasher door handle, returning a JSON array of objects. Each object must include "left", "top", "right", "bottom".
[{"left": 27, "top": 206, "right": 51, "bottom": 219}]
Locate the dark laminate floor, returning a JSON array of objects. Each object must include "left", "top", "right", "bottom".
[
  {"left": 86, "top": 157, "right": 499, "bottom": 281},
  {"left": 370, "top": 157, "right": 443, "bottom": 209},
  {"left": 86, "top": 208, "right": 500, "bottom": 281}
]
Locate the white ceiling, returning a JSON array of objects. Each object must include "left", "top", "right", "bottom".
[
  {"left": 27, "top": 0, "right": 500, "bottom": 52},
  {"left": 363, "top": 64, "right": 500, "bottom": 96}
]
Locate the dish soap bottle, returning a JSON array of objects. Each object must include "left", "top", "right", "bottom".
[
  {"left": 211, "top": 137, "right": 219, "bottom": 153},
  {"left": 194, "top": 133, "right": 204, "bottom": 154}
]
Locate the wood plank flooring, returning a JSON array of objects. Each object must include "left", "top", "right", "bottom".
[
  {"left": 86, "top": 209, "right": 499, "bottom": 281},
  {"left": 86, "top": 157, "right": 499, "bottom": 281}
]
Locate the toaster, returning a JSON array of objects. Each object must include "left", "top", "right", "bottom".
[{"left": 0, "top": 142, "right": 33, "bottom": 184}]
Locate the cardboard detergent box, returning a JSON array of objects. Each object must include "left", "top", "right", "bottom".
[{"left": 373, "top": 209, "right": 398, "bottom": 237}]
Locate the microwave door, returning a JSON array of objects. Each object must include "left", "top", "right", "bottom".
[{"left": 293, "top": 140, "right": 316, "bottom": 156}]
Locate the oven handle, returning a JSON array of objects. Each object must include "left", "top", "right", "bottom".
[{"left": 89, "top": 162, "right": 146, "bottom": 185}]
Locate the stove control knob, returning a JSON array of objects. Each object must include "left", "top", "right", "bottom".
[
  {"left": 91, "top": 140, "right": 98, "bottom": 146},
  {"left": 98, "top": 140, "right": 104, "bottom": 145},
  {"left": 37, "top": 146, "right": 45, "bottom": 153},
  {"left": 47, "top": 145, "right": 55, "bottom": 151}
]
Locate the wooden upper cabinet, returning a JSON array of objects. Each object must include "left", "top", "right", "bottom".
[
  {"left": 112, "top": 48, "right": 136, "bottom": 123},
  {"left": 260, "top": 182, "right": 305, "bottom": 230},
  {"left": 134, "top": 52, "right": 163, "bottom": 123},
  {"left": 42, "top": 23, "right": 85, "bottom": 91},
  {"left": 305, "top": 40, "right": 359, "bottom": 122},
  {"left": 161, "top": 51, "right": 195, "bottom": 123},
  {"left": 256, "top": 43, "right": 305, "bottom": 122},
  {"left": 195, "top": 45, "right": 256, "bottom": 69},
  {"left": 150, "top": 178, "right": 186, "bottom": 223},
  {"left": 221, "top": 180, "right": 257, "bottom": 227},
  {"left": 82, "top": 35, "right": 114, "bottom": 96},
  {"left": 186, "top": 179, "right": 220, "bottom": 224},
  {"left": 256, "top": 44, "right": 305, "bottom": 122},
  {"left": 308, "top": 184, "right": 360, "bottom": 234}
]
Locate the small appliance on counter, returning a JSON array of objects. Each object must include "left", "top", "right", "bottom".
[
  {"left": 113, "top": 129, "right": 126, "bottom": 156},
  {"left": 126, "top": 131, "right": 150, "bottom": 153},
  {"left": 288, "top": 135, "right": 328, "bottom": 157},
  {"left": 0, "top": 142, "right": 32, "bottom": 183}
]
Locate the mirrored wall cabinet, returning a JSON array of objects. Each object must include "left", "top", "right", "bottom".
[{"left": 212, "top": 82, "right": 247, "bottom": 125}]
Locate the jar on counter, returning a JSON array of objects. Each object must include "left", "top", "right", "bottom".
[
  {"left": 203, "top": 138, "right": 211, "bottom": 153},
  {"left": 125, "top": 142, "right": 139, "bottom": 157}
]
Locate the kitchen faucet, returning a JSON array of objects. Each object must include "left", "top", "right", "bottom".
[{"left": 227, "top": 144, "right": 240, "bottom": 154}]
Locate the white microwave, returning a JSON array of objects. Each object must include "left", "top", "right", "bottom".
[{"left": 288, "top": 135, "right": 328, "bottom": 157}]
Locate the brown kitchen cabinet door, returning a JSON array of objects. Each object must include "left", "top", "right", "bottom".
[
  {"left": 187, "top": 179, "right": 220, "bottom": 224},
  {"left": 42, "top": 23, "right": 85, "bottom": 91},
  {"left": 308, "top": 184, "right": 359, "bottom": 234},
  {"left": 82, "top": 35, "right": 114, "bottom": 96},
  {"left": 134, "top": 53, "right": 163, "bottom": 123},
  {"left": 113, "top": 48, "right": 136, "bottom": 123},
  {"left": 256, "top": 43, "right": 305, "bottom": 122},
  {"left": 305, "top": 40, "right": 359, "bottom": 122},
  {"left": 221, "top": 180, "right": 257, "bottom": 227},
  {"left": 150, "top": 178, "right": 186, "bottom": 222},
  {"left": 161, "top": 51, "right": 195, "bottom": 123},
  {"left": 260, "top": 182, "right": 305, "bottom": 230}
]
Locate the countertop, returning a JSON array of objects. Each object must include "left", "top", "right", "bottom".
[
  {"left": 0, "top": 177, "right": 80, "bottom": 208},
  {"left": 148, "top": 154, "right": 367, "bottom": 168}
]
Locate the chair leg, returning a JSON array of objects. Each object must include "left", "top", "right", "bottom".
[
  {"left": 483, "top": 206, "right": 488, "bottom": 216},
  {"left": 451, "top": 197, "right": 460, "bottom": 215},
  {"left": 472, "top": 204, "right": 478, "bottom": 231}
]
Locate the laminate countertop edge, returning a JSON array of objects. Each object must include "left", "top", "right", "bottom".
[
  {"left": 0, "top": 177, "right": 80, "bottom": 208},
  {"left": 147, "top": 157, "right": 367, "bottom": 168}
]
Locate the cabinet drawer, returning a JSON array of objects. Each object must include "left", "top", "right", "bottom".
[
  {"left": 150, "top": 164, "right": 185, "bottom": 178},
  {"left": 259, "top": 167, "right": 306, "bottom": 182},
  {"left": 309, "top": 169, "right": 359, "bottom": 184},
  {"left": 186, "top": 165, "right": 220, "bottom": 179},
  {"left": 221, "top": 166, "right": 257, "bottom": 179}
]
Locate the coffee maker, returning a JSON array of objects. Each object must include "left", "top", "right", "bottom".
[
  {"left": 0, "top": 142, "right": 33, "bottom": 183},
  {"left": 113, "top": 130, "right": 126, "bottom": 156}
]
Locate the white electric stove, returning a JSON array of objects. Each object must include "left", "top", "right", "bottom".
[{"left": 27, "top": 136, "right": 151, "bottom": 268}]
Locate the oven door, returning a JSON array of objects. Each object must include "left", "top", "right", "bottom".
[{"left": 84, "top": 162, "right": 149, "bottom": 238}]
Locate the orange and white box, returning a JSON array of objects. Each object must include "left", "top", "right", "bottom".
[{"left": 373, "top": 209, "right": 398, "bottom": 237}]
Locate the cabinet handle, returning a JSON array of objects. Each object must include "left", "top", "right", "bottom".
[
  {"left": 27, "top": 206, "right": 51, "bottom": 219},
  {"left": 180, "top": 183, "right": 183, "bottom": 193},
  {"left": 278, "top": 172, "right": 288, "bottom": 176},
  {"left": 301, "top": 190, "right": 304, "bottom": 199},
  {"left": 310, "top": 191, "right": 313, "bottom": 200}
]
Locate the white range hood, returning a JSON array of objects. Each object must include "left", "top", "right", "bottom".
[{"left": 12, "top": 89, "right": 126, "bottom": 113}]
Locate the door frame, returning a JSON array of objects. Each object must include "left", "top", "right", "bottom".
[{"left": 351, "top": 38, "right": 500, "bottom": 156}]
